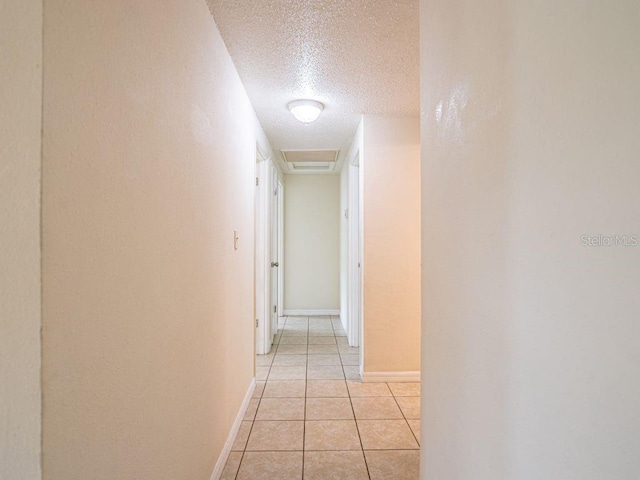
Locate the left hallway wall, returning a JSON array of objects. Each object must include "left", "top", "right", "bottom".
[
  {"left": 0, "top": 0, "right": 43, "bottom": 478},
  {"left": 42, "top": 1, "right": 264, "bottom": 478}
]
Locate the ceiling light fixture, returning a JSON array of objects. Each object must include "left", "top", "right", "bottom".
[{"left": 288, "top": 99, "right": 324, "bottom": 124}]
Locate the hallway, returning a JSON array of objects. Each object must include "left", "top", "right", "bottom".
[{"left": 222, "top": 316, "right": 421, "bottom": 479}]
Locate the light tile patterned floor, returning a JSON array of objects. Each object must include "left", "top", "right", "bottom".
[{"left": 221, "top": 315, "right": 421, "bottom": 480}]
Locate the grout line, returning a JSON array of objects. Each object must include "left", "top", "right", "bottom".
[
  {"left": 301, "top": 315, "right": 309, "bottom": 479},
  {"left": 234, "top": 450, "right": 244, "bottom": 480},
  {"left": 344, "top": 357, "right": 372, "bottom": 479},
  {"left": 388, "top": 384, "right": 421, "bottom": 448}
]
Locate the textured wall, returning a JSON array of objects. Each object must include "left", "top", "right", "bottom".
[
  {"left": 284, "top": 174, "right": 341, "bottom": 311},
  {"left": 0, "top": 1, "right": 42, "bottom": 479},
  {"left": 362, "top": 116, "right": 421, "bottom": 374},
  {"left": 421, "top": 0, "right": 640, "bottom": 478},
  {"left": 41, "top": 1, "right": 260, "bottom": 478}
]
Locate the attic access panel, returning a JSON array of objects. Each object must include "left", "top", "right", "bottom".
[{"left": 281, "top": 149, "right": 340, "bottom": 173}]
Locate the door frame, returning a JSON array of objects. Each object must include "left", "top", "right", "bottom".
[
  {"left": 347, "top": 154, "right": 362, "bottom": 349},
  {"left": 277, "top": 178, "right": 285, "bottom": 323},
  {"left": 270, "top": 166, "right": 282, "bottom": 338},
  {"left": 255, "top": 149, "right": 273, "bottom": 355}
]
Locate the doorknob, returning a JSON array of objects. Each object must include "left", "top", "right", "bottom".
[{"left": 271, "top": 261, "right": 279, "bottom": 267}]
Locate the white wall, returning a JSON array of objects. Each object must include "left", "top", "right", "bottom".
[
  {"left": 284, "top": 174, "right": 340, "bottom": 312},
  {"left": 420, "top": 1, "right": 640, "bottom": 478},
  {"left": 0, "top": 1, "right": 43, "bottom": 478},
  {"left": 41, "top": 1, "right": 265, "bottom": 478},
  {"left": 362, "top": 116, "right": 421, "bottom": 375}
]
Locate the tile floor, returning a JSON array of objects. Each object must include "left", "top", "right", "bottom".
[{"left": 221, "top": 315, "right": 421, "bottom": 480}]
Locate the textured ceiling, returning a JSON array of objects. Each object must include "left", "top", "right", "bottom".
[{"left": 206, "top": 0, "right": 419, "bottom": 173}]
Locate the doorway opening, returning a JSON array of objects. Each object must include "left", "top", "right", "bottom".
[{"left": 255, "top": 148, "right": 283, "bottom": 355}]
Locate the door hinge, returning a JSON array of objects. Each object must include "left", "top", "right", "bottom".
[
  {"left": 255, "top": 177, "right": 259, "bottom": 186},
  {"left": 274, "top": 305, "right": 277, "bottom": 313},
  {"left": 256, "top": 318, "right": 259, "bottom": 328},
  {"left": 274, "top": 187, "right": 278, "bottom": 196}
]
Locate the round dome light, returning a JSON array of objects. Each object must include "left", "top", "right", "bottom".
[{"left": 287, "top": 99, "right": 324, "bottom": 123}]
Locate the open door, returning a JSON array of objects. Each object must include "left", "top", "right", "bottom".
[
  {"left": 255, "top": 152, "right": 273, "bottom": 355},
  {"left": 347, "top": 156, "right": 362, "bottom": 349},
  {"left": 270, "top": 167, "right": 282, "bottom": 337},
  {"left": 277, "top": 179, "right": 284, "bottom": 330}
]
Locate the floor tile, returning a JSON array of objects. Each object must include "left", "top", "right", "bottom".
[
  {"left": 308, "top": 336, "right": 337, "bottom": 345},
  {"left": 263, "top": 380, "right": 306, "bottom": 398},
  {"left": 256, "top": 366, "right": 270, "bottom": 381},
  {"left": 232, "top": 421, "right": 252, "bottom": 451},
  {"left": 256, "top": 354, "right": 274, "bottom": 366},
  {"left": 340, "top": 354, "right": 359, "bottom": 366},
  {"left": 396, "top": 396, "right": 421, "bottom": 419},
  {"left": 269, "top": 365, "right": 307, "bottom": 380},
  {"left": 256, "top": 397, "right": 305, "bottom": 420},
  {"left": 309, "top": 329, "right": 336, "bottom": 337},
  {"left": 343, "top": 366, "right": 361, "bottom": 380},
  {"left": 306, "top": 380, "right": 348, "bottom": 398},
  {"left": 307, "top": 365, "right": 345, "bottom": 380},
  {"left": 365, "top": 450, "right": 420, "bottom": 480},
  {"left": 303, "top": 451, "right": 369, "bottom": 480},
  {"left": 247, "top": 316, "right": 421, "bottom": 477},
  {"left": 286, "top": 319, "right": 308, "bottom": 325},
  {"left": 277, "top": 344, "right": 308, "bottom": 354},
  {"left": 253, "top": 381, "right": 265, "bottom": 398},
  {"left": 347, "top": 381, "right": 392, "bottom": 397},
  {"left": 279, "top": 336, "right": 308, "bottom": 345},
  {"left": 307, "top": 344, "right": 339, "bottom": 354},
  {"left": 221, "top": 451, "right": 243, "bottom": 480},
  {"left": 246, "top": 421, "right": 304, "bottom": 451},
  {"left": 357, "top": 420, "right": 419, "bottom": 450},
  {"left": 309, "top": 320, "right": 333, "bottom": 328},
  {"left": 305, "top": 420, "right": 361, "bottom": 450},
  {"left": 307, "top": 354, "right": 341, "bottom": 366},
  {"left": 339, "top": 345, "right": 360, "bottom": 355},
  {"left": 237, "top": 451, "right": 303, "bottom": 480},
  {"left": 244, "top": 398, "right": 259, "bottom": 421},
  {"left": 388, "top": 383, "right": 421, "bottom": 397},
  {"left": 272, "top": 354, "right": 308, "bottom": 366},
  {"left": 407, "top": 419, "right": 420, "bottom": 444},
  {"left": 283, "top": 325, "right": 307, "bottom": 331},
  {"left": 306, "top": 397, "right": 354, "bottom": 420},
  {"left": 351, "top": 397, "right": 404, "bottom": 420},
  {"left": 282, "top": 329, "right": 308, "bottom": 337}
]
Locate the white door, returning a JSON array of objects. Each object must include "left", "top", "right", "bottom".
[
  {"left": 255, "top": 155, "right": 273, "bottom": 355},
  {"left": 270, "top": 167, "right": 280, "bottom": 337},
  {"left": 348, "top": 160, "right": 362, "bottom": 349},
  {"left": 277, "top": 179, "right": 284, "bottom": 328}
]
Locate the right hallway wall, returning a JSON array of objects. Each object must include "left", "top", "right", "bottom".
[
  {"left": 420, "top": 1, "right": 640, "bottom": 478},
  {"left": 361, "top": 115, "right": 422, "bottom": 379}
]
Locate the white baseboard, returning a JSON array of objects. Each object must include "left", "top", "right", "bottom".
[
  {"left": 210, "top": 378, "right": 256, "bottom": 480},
  {"left": 283, "top": 309, "right": 340, "bottom": 316},
  {"left": 361, "top": 371, "right": 421, "bottom": 383}
]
